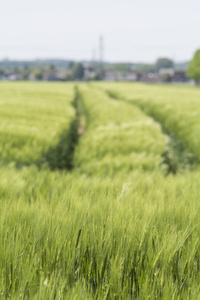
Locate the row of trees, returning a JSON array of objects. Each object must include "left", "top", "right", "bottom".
[
  {"left": 1, "top": 53, "right": 200, "bottom": 83},
  {"left": 0, "top": 62, "right": 104, "bottom": 81},
  {"left": 136, "top": 58, "right": 174, "bottom": 74},
  {"left": 145, "top": 51, "right": 200, "bottom": 84}
]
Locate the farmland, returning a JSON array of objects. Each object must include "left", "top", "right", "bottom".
[{"left": 1, "top": 82, "right": 200, "bottom": 299}]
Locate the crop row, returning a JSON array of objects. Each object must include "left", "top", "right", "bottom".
[
  {"left": 95, "top": 82, "right": 200, "bottom": 164},
  {"left": 0, "top": 82, "right": 75, "bottom": 167},
  {"left": 74, "top": 85, "right": 166, "bottom": 176}
]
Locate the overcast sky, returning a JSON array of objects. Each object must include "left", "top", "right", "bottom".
[{"left": 0, "top": 0, "right": 199, "bottom": 62}]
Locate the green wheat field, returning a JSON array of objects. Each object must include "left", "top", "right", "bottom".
[{"left": 1, "top": 82, "right": 200, "bottom": 299}]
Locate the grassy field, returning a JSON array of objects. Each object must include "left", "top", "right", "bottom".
[
  {"left": 0, "top": 82, "right": 75, "bottom": 167},
  {"left": 1, "top": 82, "right": 200, "bottom": 299},
  {"left": 94, "top": 82, "right": 200, "bottom": 172}
]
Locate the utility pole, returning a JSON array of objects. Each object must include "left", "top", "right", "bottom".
[
  {"left": 92, "top": 48, "right": 96, "bottom": 63},
  {"left": 99, "top": 35, "right": 104, "bottom": 78},
  {"left": 99, "top": 35, "right": 104, "bottom": 66}
]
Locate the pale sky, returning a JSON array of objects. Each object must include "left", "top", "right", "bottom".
[{"left": 0, "top": 0, "right": 200, "bottom": 62}]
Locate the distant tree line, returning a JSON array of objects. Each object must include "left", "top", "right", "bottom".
[
  {"left": 0, "top": 61, "right": 105, "bottom": 81},
  {"left": 2, "top": 55, "right": 199, "bottom": 83},
  {"left": 135, "top": 58, "right": 174, "bottom": 74}
]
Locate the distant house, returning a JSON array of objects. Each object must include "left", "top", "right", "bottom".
[
  {"left": 43, "top": 72, "right": 66, "bottom": 81},
  {"left": 125, "top": 71, "right": 139, "bottom": 81},
  {"left": 84, "top": 68, "right": 96, "bottom": 79},
  {"left": 157, "top": 68, "right": 174, "bottom": 82},
  {"left": 159, "top": 68, "right": 174, "bottom": 77},
  {"left": 105, "top": 71, "right": 139, "bottom": 81},
  {"left": 139, "top": 69, "right": 190, "bottom": 83},
  {"left": 105, "top": 71, "right": 122, "bottom": 81},
  {"left": 7, "top": 74, "right": 19, "bottom": 81},
  {"left": 140, "top": 72, "right": 163, "bottom": 83},
  {"left": 1, "top": 73, "right": 22, "bottom": 81},
  {"left": 172, "top": 71, "right": 189, "bottom": 83}
]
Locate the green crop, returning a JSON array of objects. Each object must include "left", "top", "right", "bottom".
[
  {"left": 1, "top": 82, "right": 200, "bottom": 299},
  {"left": 0, "top": 82, "right": 75, "bottom": 167},
  {"left": 74, "top": 85, "right": 165, "bottom": 176}
]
